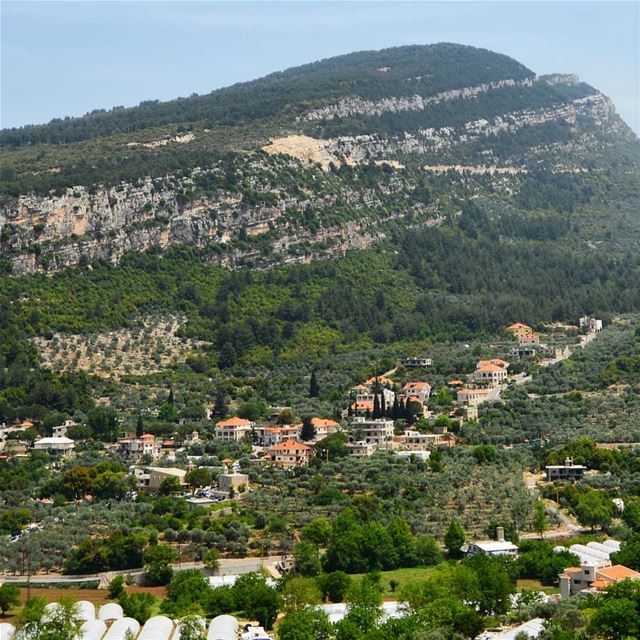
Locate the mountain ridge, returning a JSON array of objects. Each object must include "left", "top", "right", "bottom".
[{"left": 0, "top": 43, "right": 638, "bottom": 276}]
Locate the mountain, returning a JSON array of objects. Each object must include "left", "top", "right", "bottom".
[{"left": 1, "top": 43, "right": 638, "bottom": 276}]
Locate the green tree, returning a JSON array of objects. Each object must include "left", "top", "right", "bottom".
[
  {"left": 87, "top": 406, "right": 120, "bottom": 441},
  {"left": 281, "top": 576, "right": 322, "bottom": 612},
  {"left": 233, "top": 572, "right": 282, "bottom": 629},
  {"left": 317, "top": 571, "right": 352, "bottom": 603},
  {"left": 203, "top": 549, "right": 220, "bottom": 572},
  {"left": 301, "top": 518, "right": 332, "bottom": 546},
  {"left": 532, "top": 500, "right": 549, "bottom": 538},
  {"left": 120, "top": 591, "right": 157, "bottom": 623},
  {"left": 185, "top": 468, "right": 212, "bottom": 491},
  {"left": 415, "top": 535, "right": 443, "bottom": 566},
  {"left": 309, "top": 371, "right": 320, "bottom": 398},
  {"left": 0, "top": 583, "right": 20, "bottom": 616},
  {"left": 158, "top": 476, "right": 182, "bottom": 496},
  {"left": 278, "top": 609, "right": 333, "bottom": 640},
  {"left": 294, "top": 541, "right": 322, "bottom": 577},
  {"left": 213, "top": 389, "right": 228, "bottom": 419},
  {"left": 144, "top": 544, "right": 176, "bottom": 585},
  {"left": 300, "top": 416, "right": 316, "bottom": 442},
  {"left": 136, "top": 414, "right": 144, "bottom": 438},
  {"left": 589, "top": 596, "right": 640, "bottom": 639},
  {"left": 444, "top": 520, "right": 465, "bottom": 558},
  {"left": 177, "top": 615, "right": 207, "bottom": 640},
  {"left": 575, "top": 491, "right": 613, "bottom": 531},
  {"left": 107, "top": 575, "right": 125, "bottom": 600}
]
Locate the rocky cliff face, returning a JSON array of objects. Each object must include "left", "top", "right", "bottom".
[{"left": 0, "top": 156, "right": 438, "bottom": 274}]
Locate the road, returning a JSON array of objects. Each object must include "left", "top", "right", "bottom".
[{"left": 1, "top": 555, "right": 285, "bottom": 587}]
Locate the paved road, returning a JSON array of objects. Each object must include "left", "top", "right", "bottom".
[{"left": 1, "top": 555, "right": 285, "bottom": 587}]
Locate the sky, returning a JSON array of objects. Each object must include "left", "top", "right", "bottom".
[{"left": 1, "top": 1, "right": 639, "bottom": 134}]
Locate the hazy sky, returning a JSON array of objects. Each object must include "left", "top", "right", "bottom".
[{"left": 2, "top": 1, "right": 639, "bottom": 134}]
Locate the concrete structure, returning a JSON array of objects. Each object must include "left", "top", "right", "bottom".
[
  {"left": 579, "top": 316, "right": 603, "bottom": 333},
  {"left": 267, "top": 440, "right": 313, "bottom": 467},
  {"left": 506, "top": 323, "right": 534, "bottom": 338},
  {"left": 117, "top": 433, "right": 161, "bottom": 459},
  {"left": 401, "top": 356, "right": 432, "bottom": 368},
  {"left": 32, "top": 436, "right": 75, "bottom": 456},
  {"left": 402, "top": 381, "right": 432, "bottom": 404},
  {"left": 215, "top": 417, "right": 254, "bottom": 442},
  {"left": 400, "top": 429, "right": 448, "bottom": 450},
  {"left": 477, "top": 618, "right": 544, "bottom": 640},
  {"left": 545, "top": 457, "right": 586, "bottom": 482},
  {"left": 52, "top": 420, "right": 76, "bottom": 438},
  {"left": 350, "top": 416, "right": 394, "bottom": 449},
  {"left": 218, "top": 472, "right": 249, "bottom": 493},
  {"left": 347, "top": 440, "right": 375, "bottom": 458},
  {"left": 147, "top": 466, "right": 187, "bottom": 492},
  {"left": 472, "top": 363, "right": 508, "bottom": 387},
  {"left": 519, "top": 334, "right": 541, "bottom": 347},
  {"left": 457, "top": 387, "right": 492, "bottom": 407},
  {"left": 307, "top": 417, "right": 341, "bottom": 441},
  {"left": 560, "top": 564, "right": 640, "bottom": 598},
  {"left": 258, "top": 425, "right": 300, "bottom": 447},
  {"left": 467, "top": 528, "right": 518, "bottom": 557}
]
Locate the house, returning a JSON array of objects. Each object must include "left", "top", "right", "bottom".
[
  {"left": 560, "top": 564, "right": 640, "bottom": 598},
  {"left": 267, "top": 440, "right": 313, "bottom": 467},
  {"left": 308, "top": 417, "right": 341, "bottom": 440},
  {"left": 506, "top": 323, "right": 534, "bottom": 338},
  {"left": 518, "top": 334, "right": 540, "bottom": 347},
  {"left": 352, "top": 377, "right": 396, "bottom": 410},
  {"left": 349, "top": 417, "right": 394, "bottom": 449},
  {"left": 52, "top": 420, "right": 76, "bottom": 438},
  {"left": 218, "top": 473, "right": 249, "bottom": 493},
  {"left": 117, "top": 433, "right": 161, "bottom": 459},
  {"left": 401, "top": 356, "right": 432, "bottom": 368},
  {"left": 215, "top": 417, "right": 255, "bottom": 442},
  {"left": 579, "top": 316, "right": 603, "bottom": 333},
  {"left": 467, "top": 528, "right": 518, "bottom": 557},
  {"left": 546, "top": 457, "right": 586, "bottom": 482},
  {"left": 457, "top": 388, "right": 492, "bottom": 407},
  {"left": 402, "top": 381, "right": 432, "bottom": 404},
  {"left": 147, "top": 467, "right": 187, "bottom": 492},
  {"left": 347, "top": 440, "right": 375, "bottom": 458},
  {"left": 476, "top": 359, "right": 509, "bottom": 370},
  {"left": 32, "top": 436, "right": 75, "bottom": 456},
  {"left": 258, "top": 425, "right": 300, "bottom": 447},
  {"left": 509, "top": 346, "right": 536, "bottom": 359},
  {"left": 472, "top": 364, "right": 508, "bottom": 387},
  {"left": 400, "top": 429, "right": 449, "bottom": 450}
]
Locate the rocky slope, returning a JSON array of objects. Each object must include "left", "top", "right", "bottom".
[{"left": 1, "top": 44, "right": 638, "bottom": 275}]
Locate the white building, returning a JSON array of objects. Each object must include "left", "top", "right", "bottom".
[
  {"left": 471, "top": 364, "right": 508, "bottom": 387},
  {"left": 347, "top": 440, "right": 375, "bottom": 458},
  {"left": 215, "top": 417, "right": 254, "bottom": 442},
  {"left": 402, "top": 381, "right": 432, "bottom": 404},
  {"left": 350, "top": 417, "right": 394, "bottom": 449},
  {"left": 401, "top": 356, "right": 432, "bottom": 368},
  {"left": 33, "top": 436, "right": 75, "bottom": 456},
  {"left": 467, "top": 528, "right": 518, "bottom": 557},
  {"left": 400, "top": 429, "right": 447, "bottom": 450}
]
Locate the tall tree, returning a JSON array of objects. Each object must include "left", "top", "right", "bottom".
[
  {"left": 135, "top": 414, "right": 144, "bottom": 438},
  {"left": 391, "top": 395, "right": 400, "bottom": 420},
  {"left": 300, "top": 417, "right": 316, "bottom": 442},
  {"left": 372, "top": 394, "right": 381, "bottom": 419},
  {"left": 167, "top": 387, "right": 175, "bottom": 405},
  {"left": 309, "top": 371, "right": 320, "bottom": 398},
  {"left": 444, "top": 520, "right": 465, "bottom": 558},
  {"left": 214, "top": 389, "right": 228, "bottom": 419}
]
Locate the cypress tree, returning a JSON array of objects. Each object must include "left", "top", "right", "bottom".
[
  {"left": 373, "top": 394, "right": 381, "bottom": 419},
  {"left": 136, "top": 414, "right": 144, "bottom": 438},
  {"left": 214, "top": 389, "right": 227, "bottom": 419},
  {"left": 168, "top": 387, "right": 174, "bottom": 405},
  {"left": 392, "top": 395, "right": 400, "bottom": 420},
  {"left": 380, "top": 392, "right": 386, "bottom": 418},
  {"left": 309, "top": 371, "right": 320, "bottom": 398}
]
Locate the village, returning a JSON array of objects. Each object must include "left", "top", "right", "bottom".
[{"left": 3, "top": 314, "right": 636, "bottom": 640}]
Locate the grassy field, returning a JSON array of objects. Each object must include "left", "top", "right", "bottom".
[
  {"left": 351, "top": 566, "right": 438, "bottom": 598},
  {"left": 515, "top": 579, "right": 559, "bottom": 595}
]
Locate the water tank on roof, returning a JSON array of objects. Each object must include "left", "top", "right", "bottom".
[
  {"left": 103, "top": 617, "right": 140, "bottom": 640},
  {"left": 138, "top": 615, "right": 174, "bottom": 640},
  {"left": 76, "top": 619, "right": 107, "bottom": 640},
  {"left": 0, "top": 622, "right": 15, "bottom": 640},
  {"left": 208, "top": 614, "right": 239, "bottom": 640}
]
